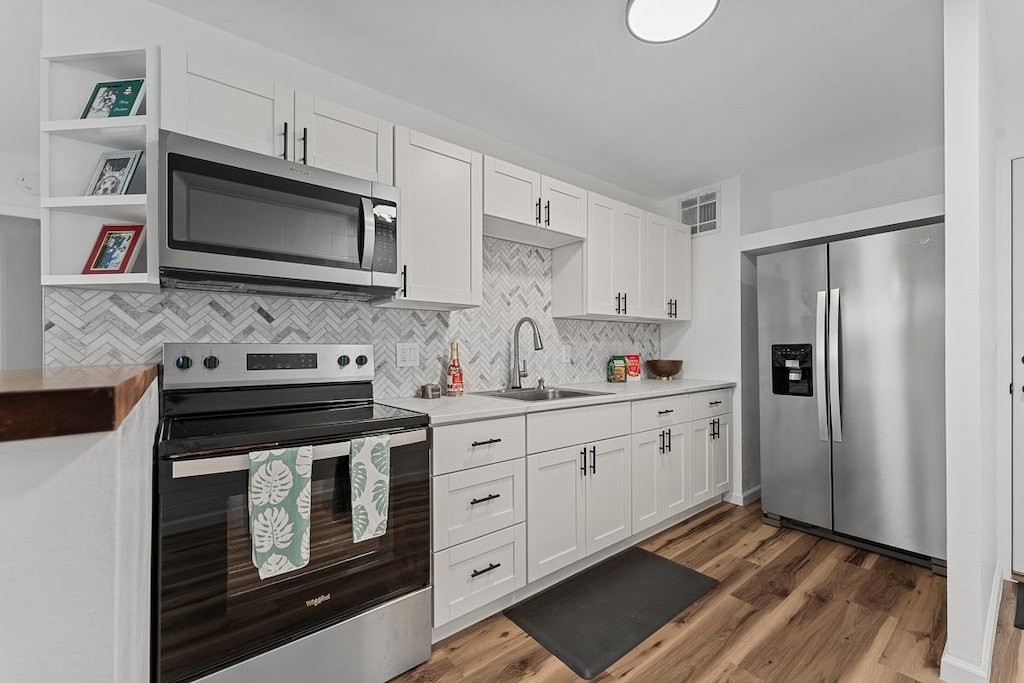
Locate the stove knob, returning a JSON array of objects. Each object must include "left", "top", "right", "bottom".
[
  {"left": 202, "top": 355, "right": 220, "bottom": 370},
  {"left": 337, "top": 355, "right": 351, "bottom": 367},
  {"left": 174, "top": 355, "right": 193, "bottom": 370},
  {"left": 355, "top": 355, "right": 369, "bottom": 367}
]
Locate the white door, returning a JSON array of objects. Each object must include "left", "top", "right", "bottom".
[
  {"left": 712, "top": 414, "right": 732, "bottom": 495},
  {"left": 165, "top": 50, "right": 292, "bottom": 158},
  {"left": 585, "top": 436, "right": 632, "bottom": 555},
  {"left": 642, "top": 212, "right": 670, "bottom": 319},
  {"left": 631, "top": 430, "right": 662, "bottom": 533},
  {"left": 392, "top": 127, "right": 482, "bottom": 307},
  {"left": 688, "top": 419, "right": 713, "bottom": 505},
  {"left": 293, "top": 94, "right": 393, "bottom": 183},
  {"left": 614, "top": 202, "right": 644, "bottom": 317},
  {"left": 541, "top": 176, "right": 587, "bottom": 239},
  {"left": 585, "top": 193, "right": 617, "bottom": 316},
  {"left": 483, "top": 156, "right": 541, "bottom": 227},
  {"left": 661, "top": 424, "right": 689, "bottom": 518},
  {"left": 667, "top": 220, "right": 692, "bottom": 320},
  {"left": 526, "top": 447, "right": 586, "bottom": 582}
]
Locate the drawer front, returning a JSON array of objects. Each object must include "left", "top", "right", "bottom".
[
  {"left": 432, "top": 416, "right": 526, "bottom": 475},
  {"left": 631, "top": 394, "right": 690, "bottom": 433},
  {"left": 527, "top": 402, "right": 631, "bottom": 454},
  {"left": 689, "top": 389, "right": 733, "bottom": 421},
  {"left": 432, "top": 459, "right": 525, "bottom": 551},
  {"left": 433, "top": 523, "right": 527, "bottom": 626}
]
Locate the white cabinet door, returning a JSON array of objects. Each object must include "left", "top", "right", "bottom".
[
  {"left": 541, "top": 176, "right": 587, "bottom": 240},
  {"left": 526, "top": 446, "right": 586, "bottom": 582},
  {"left": 642, "top": 212, "right": 670, "bottom": 319},
  {"left": 631, "top": 430, "right": 662, "bottom": 533},
  {"left": 585, "top": 193, "right": 617, "bottom": 316},
  {"left": 661, "top": 425, "right": 689, "bottom": 518},
  {"left": 584, "top": 436, "right": 632, "bottom": 555},
  {"left": 712, "top": 414, "right": 732, "bottom": 496},
  {"left": 484, "top": 156, "right": 541, "bottom": 227},
  {"left": 165, "top": 50, "right": 292, "bottom": 158},
  {"left": 293, "top": 94, "right": 393, "bottom": 183},
  {"left": 614, "top": 202, "right": 644, "bottom": 317},
  {"left": 391, "top": 127, "right": 482, "bottom": 308},
  {"left": 688, "top": 419, "right": 714, "bottom": 505},
  {"left": 667, "top": 220, "right": 692, "bottom": 320}
]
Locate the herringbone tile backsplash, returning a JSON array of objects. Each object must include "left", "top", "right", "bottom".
[{"left": 43, "top": 237, "right": 660, "bottom": 398}]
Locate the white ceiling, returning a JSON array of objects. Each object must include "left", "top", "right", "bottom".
[
  {"left": 157, "top": 0, "right": 943, "bottom": 200},
  {"left": 0, "top": 0, "right": 41, "bottom": 160}
]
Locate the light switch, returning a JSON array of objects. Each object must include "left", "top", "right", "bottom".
[{"left": 561, "top": 344, "right": 573, "bottom": 364}]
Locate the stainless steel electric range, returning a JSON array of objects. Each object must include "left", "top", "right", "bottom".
[{"left": 153, "top": 343, "right": 430, "bottom": 683}]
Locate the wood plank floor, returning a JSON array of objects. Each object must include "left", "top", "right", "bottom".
[
  {"left": 991, "top": 580, "right": 1024, "bottom": 682},
  {"left": 392, "top": 502, "right": 947, "bottom": 682}
]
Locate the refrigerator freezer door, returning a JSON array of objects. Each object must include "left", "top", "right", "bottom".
[
  {"left": 757, "top": 245, "right": 832, "bottom": 530},
  {"left": 828, "top": 223, "right": 946, "bottom": 559}
]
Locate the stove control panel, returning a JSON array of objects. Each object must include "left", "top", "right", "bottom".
[{"left": 162, "top": 343, "right": 374, "bottom": 389}]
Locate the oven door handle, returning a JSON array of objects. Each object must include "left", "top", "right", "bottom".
[
  {"left": 170, "top": 428, "right": 427, "bottom": 478},
  {"left": 360, "top": 196, "right": 376, "bottom": 270}
]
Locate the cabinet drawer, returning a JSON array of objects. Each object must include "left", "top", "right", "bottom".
[
  {"left": 433, "top": 524, "right": 526, "bottom": 626},
  {"left": 527, "top": 402, "right": 631, "bottom": 454},
  {"left": 432, "top": 459, "right": 525, "bottom": 551},
  {"left": 631, "top": 395, "right": 690, "bottom": 433},
  {"left": 432, "top": 416, "right": 526, "bottom": 475},
  {"left": 689, "top": 389, "right": 733, "bottom": 421}
]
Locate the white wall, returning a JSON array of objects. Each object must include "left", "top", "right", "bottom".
[
  {"left": 660, "top": 176, "right": 771, "bottom": 501},
  {"left": 40, "top": 0, "right": 657, "bottom": 213},
  {"left": 0, "top": 216, "right": 42, "bottom": 369},
  {"left": 940, "top": 1, "right": 1002, "bottom": 681},
  {"left": 768, "top": 146, "right": 945, "bottom": 230}
]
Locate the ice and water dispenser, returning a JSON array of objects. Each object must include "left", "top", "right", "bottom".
[{"left": 771, "top": 344, "right": 813, "bottom": 396}]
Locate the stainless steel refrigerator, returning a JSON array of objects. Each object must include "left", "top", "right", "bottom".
[{"left": 757, "top": 222, "right": 946, "bottom": 562}]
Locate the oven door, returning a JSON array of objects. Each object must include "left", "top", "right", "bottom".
[
  {"left": 153, "top": 429, "right": 429, "bottom": 683},
  {"left": 158, "top": 131, "right": 399, "bottom": 289}
]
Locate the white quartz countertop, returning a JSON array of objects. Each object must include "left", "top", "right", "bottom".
[{"left": 378, "top": 377, "right": 736, "bottom": 426}]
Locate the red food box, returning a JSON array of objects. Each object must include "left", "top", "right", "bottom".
[{"left": 625, "top": 354, "right": 642, "bottom": 382}]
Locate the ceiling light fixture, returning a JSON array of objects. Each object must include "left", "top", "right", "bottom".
[{"left": 626, "top": 0, "right": 720, "bottom": 43}]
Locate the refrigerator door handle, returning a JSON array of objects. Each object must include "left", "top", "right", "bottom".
[
  {"left": 828, "top": 288, "right": 844, "bottom": 442},
  {"left": 815, "top": 290, "right": 829, "bottom": 441}
]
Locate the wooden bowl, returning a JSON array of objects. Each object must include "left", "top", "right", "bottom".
[{"left": 645, "top": 359, "right": 683, "bottom": 380}]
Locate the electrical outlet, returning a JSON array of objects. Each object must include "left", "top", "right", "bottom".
[
  {"left": 561, "top": 344, "right": 573, "bottom": 364},
  {"left": 396, "top": 342, "right": 419, "bottom": 368}
]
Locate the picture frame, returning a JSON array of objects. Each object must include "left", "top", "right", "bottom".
[
  {"left": 84, "top": 150, "right": 143, "bottom": 196},
  {"left": 83, "top": 224, "right": 145, "bottom": 275},
  {"left": 80, "top": 79, "right": 146, "bottom": 119}
]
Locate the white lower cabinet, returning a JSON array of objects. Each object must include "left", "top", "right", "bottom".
[
  {"left": 688, "top": 412, "right": 732, "bottom": 506},
  {"left": 631, "top": 424, "right": 687, "bottom": 534},
  {"left": 526, "top": 436, "right": 632, "bottom": 582},
  {"left": 433, "top": 524, "right": 526, "bottom": 625},
  {"left": 432, "top": 459, "right": 525, "bottom": 550}
]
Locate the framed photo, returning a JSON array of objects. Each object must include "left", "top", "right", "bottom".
[
  {"left": 80, "top": 79, "right": 146, "bottom": 118},
  {"left": 84, "top": 150, "right": 143, "bottom": 196},
  {"left": 83, "top": 224, "right": 145, "bottom": 275}
]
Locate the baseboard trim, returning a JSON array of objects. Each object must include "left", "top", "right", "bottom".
[
  {"left": 939, "top": 565, "right": 1003, "bottom": 683},
  {"left": 727, "top": 485, "right": 761, "bottom": 506}
]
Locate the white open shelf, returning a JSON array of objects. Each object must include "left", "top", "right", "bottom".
[{"left": 41, "top": 46, "right": 159, "bottom": 291}]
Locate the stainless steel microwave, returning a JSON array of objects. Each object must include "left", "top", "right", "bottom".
[{"left": 158, "top": 131, "right": 400, "bottom": 300}]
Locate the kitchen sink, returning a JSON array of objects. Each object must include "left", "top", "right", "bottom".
[{"left": 476, "top": 387, "right": 612, "bottom": 402}]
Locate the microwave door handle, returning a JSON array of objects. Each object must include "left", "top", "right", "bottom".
[{"left": 360, "top": 196, "right": 375, "bottom": 270}]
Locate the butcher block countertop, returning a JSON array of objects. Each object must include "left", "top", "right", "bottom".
[{"left": 0, "top": 364, "right": 158, "bottom": 442}]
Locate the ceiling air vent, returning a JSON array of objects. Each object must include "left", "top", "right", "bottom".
[{"left": 680, "top": 189, "right": 719, "bottom": 236}]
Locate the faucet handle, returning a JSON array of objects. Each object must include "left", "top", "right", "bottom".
[{"left": 537, "top": 377, "right": 546, "bottom": 390}]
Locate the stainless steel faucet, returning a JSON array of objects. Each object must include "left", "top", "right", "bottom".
[{"left": 510, "top": 316, "right": 544, "bottom": 389}]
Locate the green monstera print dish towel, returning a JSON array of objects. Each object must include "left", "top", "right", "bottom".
[
  {"left": 249, "top": 446, "right": 313, "bottom": 579},
  {"left": 349, "top": 434, "right": 390, "bottom": 542}
]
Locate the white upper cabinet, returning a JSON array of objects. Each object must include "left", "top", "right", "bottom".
[
  {"left": 643, "top": 212, "right": 691, "bottom": 320},
  {"left": 293, "top": 95, "right": 393, "bottom": 183},
  {"left": 482, "top": 155, "right": 587, "bottom": 248},
  {"left": 375, "top": 127, "right": 482, "bottom": 310},
  {"left": 551, "top": 193, "right": 646, "bottom": 321},
  {"left": 162, "top": 49, "right": 393, "bottom": 183}
]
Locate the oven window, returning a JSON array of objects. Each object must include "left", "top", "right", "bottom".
[
  {"left": 167, "top": 153, "right": 365, "bottom": 270},
  {"left": 155, "top": 443, "right": 429, "bottom": 683}
]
